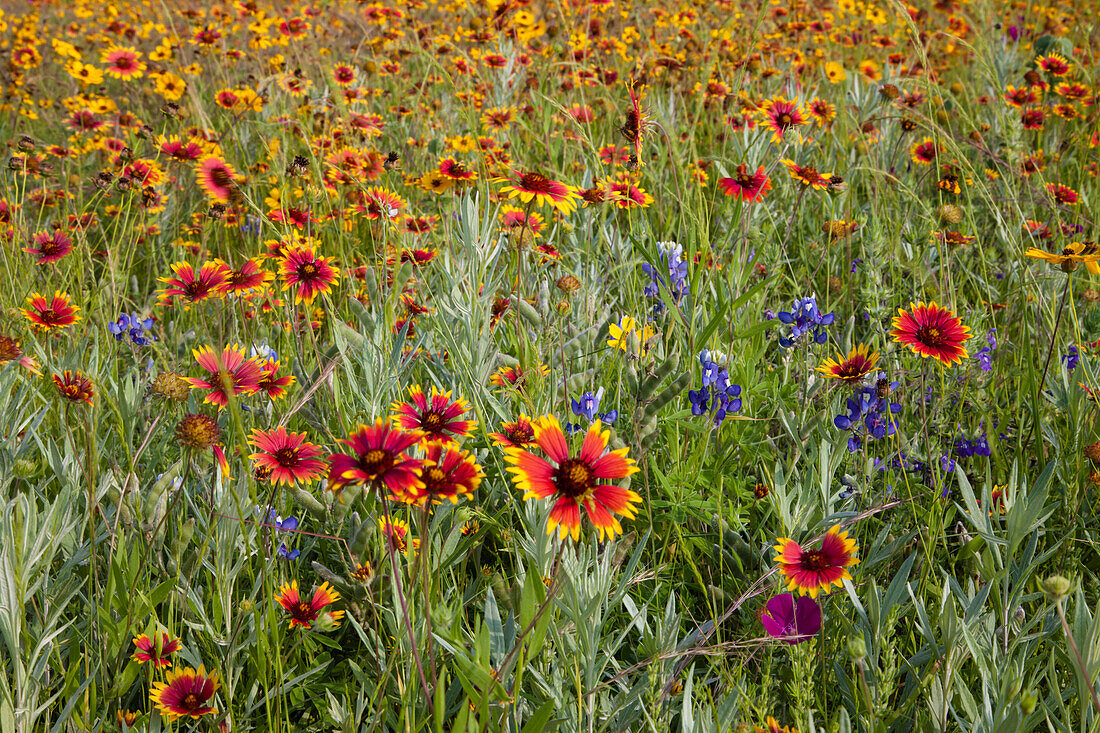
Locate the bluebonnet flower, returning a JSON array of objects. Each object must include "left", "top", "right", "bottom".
[
  {"left": 566, "top": 387, "right": 617, "bottom": 433},
  {"left": 241, "top": 215, "right": 262, "bottom": 237},
  {"left": 641, "top": 241, "right": 689, "bottom": 315},
  {"left": 259, "top": 506, "right": 301, "bottom": 560},
  {"left": 776, "top": 296, "right": 835, "bottom": 347},
  {"left": 108, "top": 312, "right": 155, "bottom": 346},
  {"left": 251, "top": 343, "right": 278, "bottom": 362},
  {"left": 954, "top": 431, "right": 992, "bottom": 459},
  {"left": 1063, "top": 345, "right": 1080, "bottom": 371},
  {"left": 832, "top": 376, "right": 901, "bottom": 453},
  {"left": 850, "top": 258, "right": 862, "bottom": 274},
  {"left": 688, "top": 351, "right": 742, "bottom": 428}
]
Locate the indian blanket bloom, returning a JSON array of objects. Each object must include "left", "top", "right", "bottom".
[
  {"left": 186, "top": 344, "right": 263, "bottom": 408},
  {"left": 275, "top": 580, "right": 344, "bottom": 629},
  {"left": 391, "top": 386, "right": 476, "bottom": 443},
  {"left": 718, "top": 164, "right": 772, "bottom": 203},
  {"left": 891, "top": 302, "right": 971, "bottom": 366},
  {"left": 394, "top": 442, "right": 483, "bottom": 505},
  {"left": 327, "top": 418, "right": 424, "bottom": 497},
  {"left": 149, "top": 665, "right": 220, "bottom": 722},
  {"left": 495, "top": 171, "right": 582, "bottom": 215},
  {"left": 759, "top": 96, "right": 808, "bottom": 143},
  {"left": 248, "top": 427, "right": 327, "bottom": 486},
  {"left": 488, "top": 414, "right": 537, "bottom": 449},
  {"left": 816, "top": 344, "right": 880, "bottom": 384},
  {"left": 504, "top": 415, "right": 640, "bottom": 541},
  {"left": 0, "top": 333, "right": 39, "bottom": 373},
  {"left": 760, "top": 593, "right": 821, "bottom": 645},
  {"left": 196, "top": 155, "right": 240, "bottom": 203},
  {"left": 279, "top": 246, "right": 340, "bottom": 304},
  {"left": 24, "top": 230, "right": 73, "bottom": 264},
  {"left": 21, "top": 291, "right": 81, "bottom": 332},
  {"left": 132, "top": 632, "right": 182, "bottom": 668},
  {"left": 53, "top": 370, "right": 95, "bottom": 405},
  {"left": 157, "top": 260, "right": 230, "bottom": 307},
  {"left": 774, "top": 525, "right": 860, "bottom": 598}
]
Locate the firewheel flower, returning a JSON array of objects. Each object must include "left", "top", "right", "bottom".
[
  {"left": 773, "top": 525, "right": 859, "bottom": 598},
  {"left": 815, "top": 344, "right": 880, "bottom": 384},
  {"left": 275, "top": 580, "right": 344, "bottom": 629},
  {"left": 327, "top": 418, "right": 424, "bottom": 498},
  {"left": 495, "top": 170, "right": 582, "bottom": 215},
  {"left": 149, "top": 665, "right": 220, "bottom": 721},
  {"left": 717, "top": 164, "right": 772, "bottom": 203},
  {"left": 248, "top": 427, "right": 327, "bottom": 486},
  {"left": 132, "top": 632, "right": 182, "bottom": 668},
  {"left": 279, "top": 246, "right": 340, "bottom": 304},
  {"left": 392, "top": 442, "right": 483, "bottom": 506},
  {"left": 504, "top": 415, "right": 640, "bottom": 542},
  {"left": 21, "top": 291, "right": 81, "bottom": 332},
  {"left": 185, "top": 344, "right": 262, "bottom": 408},
  {"left": 391, "top": 386, "right": 476, "bottom": 444},
  {"left": 890, "top": 302, "right": 971, "bottom": 366}
]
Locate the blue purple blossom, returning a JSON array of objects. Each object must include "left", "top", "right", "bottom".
[{"left": 776, "top": 296, "right": 835, "bottom": 348}]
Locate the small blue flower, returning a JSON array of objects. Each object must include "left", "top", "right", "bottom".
[
  {"left": 108, "top": 312, "right": 155, "bottom": 346},
  {"left": 1063, "top": 345, "right": 1080, "bottom": 371},
  {"left": 775, "top": 296, "right": 835, "bottom": 348},
  {"left": 571, "top": 387, "right": 604, "bottom": 422}
]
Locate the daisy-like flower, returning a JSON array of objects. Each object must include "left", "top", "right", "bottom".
[
  {"left": 380, "top": 516, "right": 419, "bottom": 556},
  {"left": 0, "top": 333, "right": 40, "bottom": 373},
  {"left": 256, "top": 359, "right": 295, "bottom": 399},
  {"left": 500, "top": 206, "right": 546, "bottom": 238},
  {"left": 157, "top": 260, "right": 230, "bottom": 307},
  {"left": 21, "top": 291, "right": 81, "bottom": 332},
  {"left": 783, "top": 159, "right": 831, "bottom": 189},
  {"left": 1047, "top": 183, "right": 1079, "bottom": 206},
  {"left": 891, "top": 302, "right": 971, "bottom": 367},
  {"left": 438, "top": 158, "right": 477, "bottom": 182},
  {"left": 275, "top": 580, "right": 344, "bottom": 629},
  {"left": 248, "top": 427, "right": 327, "bottom": 486},
  {"left": 327, "top": 418, "right": 424, "bottom": 497},
  {"left": 759, "top": 96, "right": 808, "bottom": 143},
  {"left": 131, "top": 632, "right": 182, "bottom": 668},
  {"left": 391, "top": 386, "right": 476, "bottom": 443},
  {"left": 773, "top": 525, "right": 860, "bottom": 598},
  {"left": 279, "top": 247, "right": 339, "bottom": 304},
  {"left": 718, "top": 164, "right": 772, "bottom": 203},
  {"left": 495, "top": 171, "right": 582, "bottom": 215},
  {"left": 1036, "top": 53, "right": 1072, "bottom": 76},
  {"left": 909, "top": 138, "right": 941, "bottom": 165},
  {"left": 815, "top": 344, "right": 880, "bottom": 384},
  {"left": 489, "top": 364, "right": 548, "bottom": 388},
  {"left": 24, "top": 230, "right": 73, "bottom": 264},
  {"left": 1025, "top": 241, "right": 1100, "bottom": 274},
  {"left": 607, "top": 174, "right": 655, "bottom": 208},
  {"left": 101, "top": 46, "right": 145, "bottom": 80},
  {"left": 504, "top": 415, "right": 641, "bottom": 542},
  {"left": 807, "top": 98, "right": 836, "bottom": 126},
  {"left": 358, "top": 187, "right": 406, "bottom": 220},
  {"left": 196, "top": 156, "right": 241, "bottom": 204},
  {"left": 185, "top": 344, "right": 263, "bottom": 408},
  {"left": 607, "top": 316, "right": 656, "bottom": 357},
  {"left": 489, "top": 415, "right": 537, "bottom": 449},
  {"left": 394, "top": 442, "right": 483, "bottom": 505},
  {"left": 149, "top": 665, "right": 220, "bottom": 721},
  {"left": 53, "top": 370, "right": 95, "bottom": 405},
  {"left": 222, "top": 258, "right": 273, "bottom": 296}
]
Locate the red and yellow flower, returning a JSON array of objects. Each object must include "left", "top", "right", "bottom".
[
  {"left": 391, "top": 386, "right": 476, "bottom": 444},
  {"left": 504, "top": 415, "right": 640, "bottom": 541},
  {"left": 327, "top": 418, "right": 424, "bottom": 498},
  {"left": 773, "top": 525, "right": 859, "bottom": 598},
  {"left": 815, "top": 345, "right": 880, "bottom": 384},
  {"left": 132, "top": 632, "right": 182, "bottom": 668},
  {"left": 890, "top": 302, "right": 971, "bottom": 366},
  {"left": 185, "top": 344, "right": 263, "bottom": 408},
  {"left": 149, "top": 665, "right": 220, "bottom": 721},
  {"left": 275, "top": 580, "right": 344, "bottom": 629},
  {"left": 248, "top": 427, "right": 327, "bottom": 486}
]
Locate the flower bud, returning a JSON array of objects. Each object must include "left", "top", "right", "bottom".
[
  {"left": 1041, "top": 575, "right": 1072, "bottom": 602},
  {"left": 848, "top": 634, "right": 867, "bottom": 663}
]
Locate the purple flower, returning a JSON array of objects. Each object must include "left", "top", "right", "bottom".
[
  {"left": 760, "top": 593, "right": 821, "bottom": 645},
  {"left": 1063, "top": 345, "right": 1080, "bottom": 372}
]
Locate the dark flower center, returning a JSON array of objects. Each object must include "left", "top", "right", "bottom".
[
  {"left": 422, "top": 412, "right": 445, "bottom": 432},
  {"left": 274, "top": 448, "right": 300, "bottom": 467},
  {"left": 915, "top": 325, "right": 943, "bottom": 346},
  {"left": 210, "top": 168, "right": 234, "bottom": 188},
  {"left": 182, "top": 693, "right": 200, "bottom": 710},
  {"left": 296, "top": 601, "right": 313, "bottom": 618},
  {"left": 799, "top": 549, "right": 829, "bottom": 572},
  {"left": 518, "top": 173, "right": 553, "bottom": 193},
  {"left": 553, "top": 458, "right": 594, "bottom": 498},
  {"left": 360, "top": 449, "right": 394, "bottom": 476},
  {"left": 298, "top": 262, "right": 318, "bottom": 279},
  {"left": 777, "top": 113, "right": 793, "bottom": 126},
  {"left": 506, "top": 424, "right": 533, "bottom": 444}
]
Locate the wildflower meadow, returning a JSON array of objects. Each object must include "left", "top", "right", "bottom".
[{"left": 0, "top": 0, "right": 1098, "bottom": 730}]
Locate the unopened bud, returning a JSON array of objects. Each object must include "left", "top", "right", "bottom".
[{"left": 1041, "top": 575, "right": 1072, "bottom": 602}]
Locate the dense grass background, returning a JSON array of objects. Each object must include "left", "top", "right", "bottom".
[{"left": 0, "top": 0, "right": 1098, "bottom": 730}]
